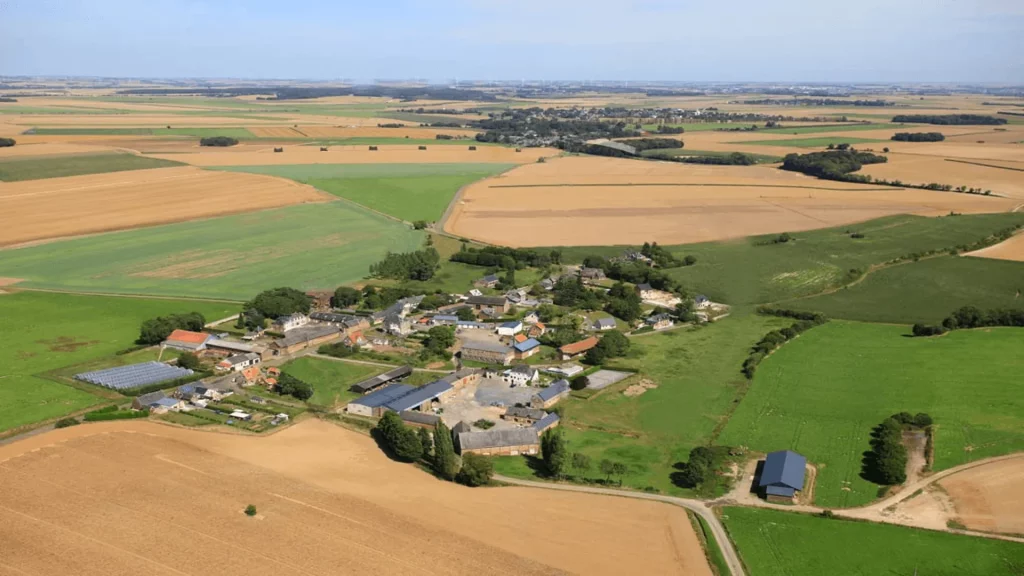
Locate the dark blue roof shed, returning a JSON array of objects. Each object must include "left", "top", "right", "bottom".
[
  {"left": 385, "top": 380, "right": 453, "bottom": 413},
  {"left": 759, "top": 450, "right": 806, "bottom": 497},
  {"left": 350, "top": 384, "right": 415, "bottom": 409}
]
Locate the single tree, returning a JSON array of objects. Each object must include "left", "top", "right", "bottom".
[
  {"left": 570, "top": 452, "right": 591, "bottom": 475},
  {"left": 244, "top": 505, "right": 257, "bottom": 516},
  {"left": 418, "top": 427, "right": 433, "bottom": 458},
  {"left": 456, "top": 307, "right": 477, "bottom": 321},
  {"left": 432, "top": 421, "right": 459, "bottom": 480},
  {"left": 541, "top": 428, "right": 568, "bottom": 478},
  {"left": 176, "top": 351, "right": 201, "bottom": 371},
  {"left": 599, "top": 459, "right": 616, "bottom": 482},
  {"left": 456, "top": 453, "right": 494, "bottom": 487},
  {"left": 610, "top": 462, "right": 628, "bottom": 485},
  {"left": 333, "top": 286, "right": 361, "bottom": 308}
]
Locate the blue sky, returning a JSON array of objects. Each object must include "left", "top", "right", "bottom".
[{"left": 1, "top": 0, "right": 1022, "bottom": 82}]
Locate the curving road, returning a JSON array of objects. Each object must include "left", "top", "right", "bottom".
[{"left": 494, "top": 474, "right": 746, "bottom": 576}]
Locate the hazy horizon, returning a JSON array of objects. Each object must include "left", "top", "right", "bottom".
[{"left": 1, "top": 0, "right": 1023, "bottom": 83}]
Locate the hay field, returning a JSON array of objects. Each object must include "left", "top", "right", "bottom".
[
  {"left": 147, "top": 145, "right": 556, "bottom": 166},
  {"left": 0, "top": 420, "right": 711, "bottom": 576},
  {"left": 966, "top": 231, "right": 1024, "bottom": 261},
  {"left": 445, "top": 156, "right": 1018, "bottom": 247},
  {"left": 939, "top": 457, "right": 1024, "bottom": 535},
  {"left": 0, "top": 166, "right": 329, "bottom": 246}
]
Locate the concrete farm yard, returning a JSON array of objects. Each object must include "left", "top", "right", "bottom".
[{"left": 2, "top": 85, "right": 1024, "bottom": 576}]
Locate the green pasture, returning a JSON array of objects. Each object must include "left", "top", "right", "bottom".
[
  {"left": 0, "top": 153, "right": 183, "bottom": 182},
  {"left": 734, "top": 136, "right": 883, "bottom": 148},
  {"left": 787, "top": 256, "right": 1024, "bottom": 324},
  {"left": 0, "top": 291, "right": 236, "bottom": 434},
  {"left": 25, "top": 127, "right": 256, "bottom": 138},
  {"left": 278, "top": 357, "right": 382, "bottom": 408},
  {"left": 216, "top": 163, "right": 513, "bottom": 222},
  {"left": 551, "top": 213, "right": 1024, "bottom": 307},
  {"left": 723, "top": 507, "right": 1024, "bottom": 576},
  {"left": 494, "top": 312, "right": 789, "bottom": 495},
  {"left": 718, "top": 321, "right": 1024, "bottom": 508},
  {"left": 0, "top": 106, "right": 135, "bottom": 115},
  {"left": 0, "top": 202, "right": 424, "bottom": 300}
]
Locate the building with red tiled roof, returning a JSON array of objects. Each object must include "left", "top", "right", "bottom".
[
  {"left": 559, "top": 336, "right": 599, "bottom": 360},
  {"left": 162, "top": 329, "right": 211, "bottom": 351}
]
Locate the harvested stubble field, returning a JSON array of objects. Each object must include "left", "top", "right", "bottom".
[
  {"left": 0, "top": 166, "right": 330, "bottom": 247},
  {"left": 0, "top": 141, "right": 128, "bottom": 158},
  {"left": 145, "top": 144, "right": 555, "bottom": 166},
  {"left": 939, "top": 457, "right": 1024, "bottom": 535},
  {"left": 859, "top": 154, "right": 1024, "bottom": 199},
  {"left": 0, "top": 420, "right": 712, "bottom": 576},
  {"left": 445, "top": 156, "right": 1019, "bottom": 247},
  {"left": 966, "top": 231, "right": 1024, "bottom": 261},
  {"left": 259, "top": 125, "right": 480, "bottom": 139}
]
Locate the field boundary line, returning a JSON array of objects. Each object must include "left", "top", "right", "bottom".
[
  {"left": 437, "top": 164, "right": 522, "bottom": 240},
  {"left": 944, "top": 158, "right": 1024, "bottom": 172},
  {"left": 7, "top": 286, "right": 245, "bottom": 304},
  {"left": 486, "top": 182, "right": 900, "bottom": 192}
]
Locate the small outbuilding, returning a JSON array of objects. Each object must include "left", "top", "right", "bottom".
[{"left": 758, "top": 450, "right": 807, "bottom": 502}]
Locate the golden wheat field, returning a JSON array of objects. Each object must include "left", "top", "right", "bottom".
[
  {"left": 0, "top": 166, "right": 329, "bottom": 246},
  {"left": 0, "top": 420, "right": 711, "bottom": 576},
  {"left": 444, "top": 155, "right": 1019, "bottom": 247}
]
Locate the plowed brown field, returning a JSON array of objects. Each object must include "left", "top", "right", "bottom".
[
  {"left": 0, "top": 166, "right": 329, "bottom": 246},
  {"left": 939, "top": 457, "right": 1024, "bottom": 535},
  {"left": 147, "top": 145, "right": 557, "bottom": 166},
  {"left": 0, "top": 420, "right": 710, "bottom": 576},
  {"left": 445, "top": 156, "right": 1018, "bottom": 247}
]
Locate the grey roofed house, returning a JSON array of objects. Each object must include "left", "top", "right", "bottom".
[
  {"left": 509, "top": 364, "right": 537, "bottom": 377},
  {"left": 309, "top": 311, "right": 353, "bottom": 324},
  {"left": 452, "top": 421, "right": 473, "bottom": 435},
  {"left": 456, "top": 428, "right": 540, "bottom": 453},
  {"left": 580, "top": 267, "right": 605, "bottom": 279},
  {"left": 467, "top": 295, "right": 507, "bottom": 307},
  {"left": 206, "top": 338, "right": 255, "bottom": 354},
  {"left": 461, "top": 339, "right": 513, "bottom": 354},
  {"left": 399, "top": 411, "right": 441, "bottom": 427},
  {"left": 384, "top": 379, "right": 453, "bottom": 413},
  {"left": 759, "top": 450, "right": 807, "bottom": 498},
  {"left": 504, "top": 406, "right": 547, "bottom": 421},
  {"left": 533, "top": 412, "right": 560, "bottom": 431},
  {"left": 534, "top": 379, "right": 570, "bottom": 403},
  {"left": 439, "top": 368, "right": 481, "bottom": 384},
  {"left": 636, "top": 283, "right": 653, "bottom": 292},
  {"left": 432, "top": 315, "right": 459, "bottom": 325},
  {"left": 350, "top": 365, "right": 413, "bottom": 394},
  {"left": 594, "top": 318, "right": 616, "bottom": 330},
  {"left": 348, "top": 384, "right": 416, "bottom": 409},
  {"left": 478, "top": 274, "right": 500, "bottom": 284},
  {"left": 136, "top": 391, "right": 167, "bottom": 407},
  {"left": 513, "top": 338, "right": 541, "bottom": 353},
  {"left": 274, "top": 325, "right": 341, "bottom": 348},
  {"left": 646, "top": 313, "right": 672, "bottom": 324},
  {"left": 151, "top": 397, "right": 180, "bottom": 409}
]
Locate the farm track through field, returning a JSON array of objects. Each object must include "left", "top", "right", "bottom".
[{"left": 945, "top": 158, "right": 1024, "bottom": 172}]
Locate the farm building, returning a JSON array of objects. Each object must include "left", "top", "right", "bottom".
[
  {"left": 383, "top": 314, "right": 413, "bottom": 336},
  {"left": 533, "top": 412, "right": 561, "bottom": 433},
  {"left": 456, "top": 428, "right": 540, "bottom": 456},
  {"left": 431, "top": 315, "right": 459, "bottom": 326},
  {"left": 272, "top": 313, "right": 309, "bottom": 333},
  {"left": 513, "top": 338, "right": 541, "bottom": 360},
  {"left": 496, "top": 321, "right": 523, "bottom": 336},
  {"left": 502, "top": 406, "right": 547, "bottom": 425},
  {"left": 76, "top": 362, "right": 194, "bottom": 391},
  {"left": 343, "top": 331, "right": 368, "bottom": 347},
  {"left": 206, "top": 338, "right": 260, "bottom": 357},
  {"left": 132, "top": 391, "right": 170, "bottom": 411},
  {"left": 580, "top": 267, "right": 606, "bottom": 281},
  {"left": 594, "top": 318, "right": 616, "bottom": 331},
  {"left": 215, "top": 352, "right": 261, "bottom": 373},
  {"left": 523, "top": 311, "right": 540, "bottom": 324},
  {"left": 645, "top": 314, "right": 674, "bottom": 330},
  {"left": 270, "top": 325, "right": 341, "bottom": 355},
  {"left": 162, "top": 329, "right": 211, "bottom": 352},
  {"left": 309, "top": 311, "right": 368, "bottom": 330},
  {"left": 527, "top": 322, "right": 547, "bottom": 338},
  {"left": 546, "top": 364, "right": 584, "bottom": 378},
  {"left": 474, "top": 274, "right": 501, "bottom": 288},
  {"left": 345, "top": 384, "right": 416, "bottom": 417},
  {"left": 466, "top": 295, "right": 510, "bottom": 316},
  {"left": 460, "top": 339, "right": 514, "bottom": 366},
  {"left": 759, "top": 450, "right": 807, "bottom": 502},
  {"left": 503, "top": 364, "right": 539, "bottom": 386},
  {"left": 149, "top": 397, "right": 185, "bottom": 414},
  {"left": 385, "top": 379, "right": 455, "bottom": 413},
  {"left": 531, "top": 379, "right": 570, "bottom": 409},
  {"left": 438, "top": 368, "right": 482, "bottom": 390},
  {"left": 559, "top": 336, "right": 599, "bottom": 360},
  {"left": 399, "top": 410, "right": 441, "bottom": 429},
  {"left": 350, "top": 365, "right": 413, "bottom": 394},
  {"left": 695, "top": 295, "right": 712, "bottom": 309},
  {"left": 457, "top": 320, "right": 489, "bottom": 330}
]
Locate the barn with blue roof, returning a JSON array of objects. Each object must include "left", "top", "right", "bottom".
[
  {"left": 345, "top": 384, "right": 415, "bottom": 417},
  {"left": 758, "top": 450, "right": 807, "bottom": 501}
]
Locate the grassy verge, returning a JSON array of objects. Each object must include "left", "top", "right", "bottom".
[{"left": 691, "top": 512, "right": 730, "bottom": 576}]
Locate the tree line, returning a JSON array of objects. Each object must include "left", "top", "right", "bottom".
[
  {"left": 616, "top": 137, "right": 683, "bottom": 153},
  {"left": 862, "top": 412, "right": 931, "bottom": 486},
  {"left": 0, "top": 138, "right": 14, "bottom": 147},
  {"left": 375, "top": 414, "right": 494, "bottom": 487},
  {"left": 199, "top": 136, "right": 238, "bottom": 147},
  {"left": 0, "top": 97, "right": 17, "bottom": 103},
  {"left": 891, "top": 114, "right": 1007, "bottom": 125},
  {"left": 912, "top": 305, "right": 1024, "bottom": 337},
  {"left": 891, "top": 132, "right": 945, "bottom": 142},
  {"left": 742, "top": 310, "right": 828, "bottom": 379},
  {"left": 369, "top": 247, "right": 440, "bottom": 281},
  {"left": 652, "top": 152, "right": 761, "bottom": 166},
  {"left": 137, "top": 312, "right": 206, "bottom": 345},
  {"left": 742, "top": 98, "right": 895, "bottom": 107},
  {"left": 450, "top": 244, "right": 558, "bottom": 270}
]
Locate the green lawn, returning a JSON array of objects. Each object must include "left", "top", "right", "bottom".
[
  {"left": 494, "top": 312, "right": 789, "bottom": 495},
  {"left": 550, "top": 213, "right": 1024, "bottom": 307},
  {"left": 755, "top": 123, "right": 901, "bottom": 135},
  {"left": 215, "top": 163, "right": 513, "bottom": 222},
  {"left": 735, "top": 136, "right": 883, "bottom": 148},
  {"left": 0, "top": 202, "right": 424, "bottom": 300},
  {"left": 0, "top": 292, "right": 236, "bottom": 434},
  {"left": 787, "top": 256, "right": 1024, "bottom": 324},
  {"left": 0, "top": 153, "right": 183, "bottom": 182},
  {"left": 25, "top": 127, "right": 256, "bottom": 138},
  {"left": 718, "top": 321, "right": 1024, "bottom": 508},
  {"left": 279, "top": 357, "right": 382, "bottom": 408},
  {"left": 723, "top": 507, "right": 1024, "bottom": 576}
]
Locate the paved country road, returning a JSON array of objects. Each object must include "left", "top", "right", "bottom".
[{"left": 494, "top": 474, "right": 746, "bottom": 576}]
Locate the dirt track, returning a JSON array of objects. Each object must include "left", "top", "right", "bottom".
[
  {"left": 0, "top": 166, "right": 330, "bottom": 246},
  {"left": 0, "top": 420, "right": 711, "bottom": 576}
]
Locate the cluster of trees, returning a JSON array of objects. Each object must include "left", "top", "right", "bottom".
[
  {"left": 422, "top": 326, "right": 455, "bottom": 358},
  {"left": 375, "top": 411, "right": 432, "bottom": 462},
  {"left": 332, "top": 286, "right": 361, "bottom": 308},
  {"left": 892, "top": 114, "right": 1007, "bottom": 125},
  {"left": 369, "top": 247, "right": 440, "bottom": 281},
  {"left": 660, "top": 152, "right": 761, "bottom": 166},
  {"left": 176, "top": 351, "right": 201, "bottom": 371},
  {"left": 552, "top": 276, "right": 604, "bottom": 309},
  {"left": 755, "top": 232, "right": 794, "bottom": 246},
  {"left": 780, "top": 149, "right": 888, "bottom": 183},
  {"left": 605, "top": 283, "right": 643, "bottom": 322},
  {"left": 640, "top": 241, "right": 694, "bottom": 268},
  {"left": 540, "top": 429, "right": 629, "bottom": 483},
  {"left": 246, "top": 287, "right": 311, "bottom": 319},
  {"left": 671, "top": 446, "right": 727, "bottom": 490},
  {"left": 579, "top": 255, "right": 682, "bottom": 293},
  {"left": 655, "top": 125, "right": 685, "bottom": 134},
  {"left": 376, "top": 123, "right": 405, "bottom": 128},
  {"left": 0, "top": 97, "right": 18, "bottom": 103},
  {"left": 0, "top": 137, "right": 15, "bottom": 147},
  {"left": 472, "top": 108, "right": 641, "bottom": 145},
  {"left": 617, "top": 137, "right": 683, "bottom": 152},
  {"left": 376, "top": 417, "right": 494, "bottom": 486},
  {"left": 742, "top": 311, "right": 828, "bottom": 379},
  {"left": 913, "top": 306, "right": 1024, "bottom": 336},
  {"left": 891, "top": 132, "right": 945, "bottom": 142},
  {"left": 426, "top": 121, "right": 464, "bottom": 128},
  {"left": 137, "top": 312, "right": 206, "bottom": 345},
  {"left": 275, "top": 373, "right": 313, "bottom": 400},
  {"left": 361, "top": 285, "right": 417, "bottom": 310},
  {"left": 584, "top": 330, "right": 630, "bottom": 365},
  {"left": 742, "top": 98, "right": 895, "bottom": 107},
  {"left": 199, "top": 136, "right": 239, "bottom": 147},
  {"left": 450, "top": 245, "right": 557, "bottom": 270},
  {"left": 861, "top": 413, "right": 929, "bottom": 486}
]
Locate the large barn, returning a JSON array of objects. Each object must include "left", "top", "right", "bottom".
[{"left": 758, "top": 450, "right": 807, "bottom": 502}]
